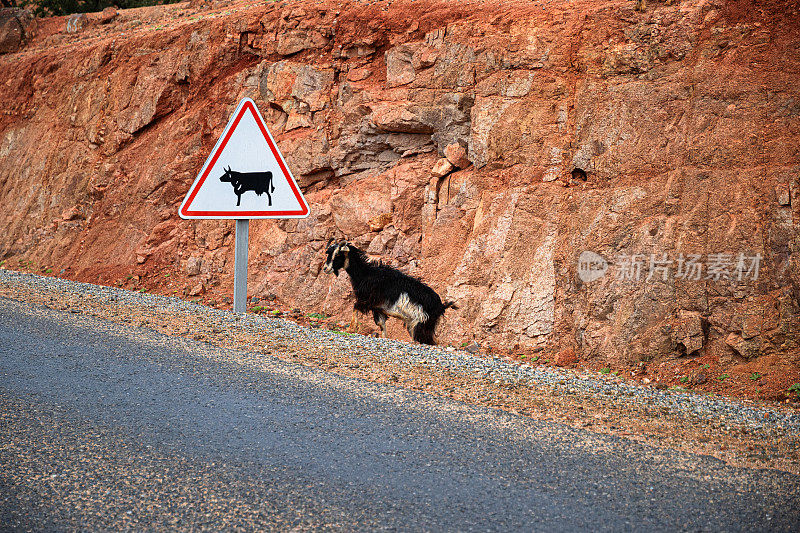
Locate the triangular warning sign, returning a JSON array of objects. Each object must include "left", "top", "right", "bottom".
[{"left": 179, "top": 98, "right": 309, "bottom": 219}]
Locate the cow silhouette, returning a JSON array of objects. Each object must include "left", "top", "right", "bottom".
[{"left": 219, "top": 166, "right": 276, "bottom": 207}]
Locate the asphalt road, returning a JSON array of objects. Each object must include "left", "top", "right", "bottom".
[{"left": 1, "top": 297, "right": 799, "bottom": 532}]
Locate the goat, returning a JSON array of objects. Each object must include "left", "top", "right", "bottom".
[
  {"left": 219, "top": 166, "right": 275, "bottom": 207},
  {"left": 322, "top": 240, "right": 456, "bottom": 345}
]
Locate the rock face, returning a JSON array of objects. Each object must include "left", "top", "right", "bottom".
[
  {"left": 0, "top": 0, "right": 799, "bottom": 371},
  {"left": 0, "top": 8, "right": 36, "bottom": 54}
]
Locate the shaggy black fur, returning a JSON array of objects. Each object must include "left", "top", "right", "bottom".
[{"left": 323, "top": 241, "right": 456, "bottom": 345}]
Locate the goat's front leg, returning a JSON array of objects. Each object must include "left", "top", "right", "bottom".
[
  {"left": 372, "top": 310, "right": 388, "bottom": 338},
  {"left": 348, "top": 308, "right": 359, "bottom": 333}
]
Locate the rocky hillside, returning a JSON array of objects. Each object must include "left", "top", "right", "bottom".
[{"left": 1, "top": 0, "right": 799, "bottom": 396}]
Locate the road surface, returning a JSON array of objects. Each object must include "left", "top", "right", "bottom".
[{"left": 1, "top": 297, "right": 798, "bottom": 531}]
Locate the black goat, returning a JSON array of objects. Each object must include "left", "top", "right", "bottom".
[
  {"left": 322, "top": 241, "right": 456, "bottom": 345},
  {"left": 219, "top": 166, "right": 275, "bottom": 207}
]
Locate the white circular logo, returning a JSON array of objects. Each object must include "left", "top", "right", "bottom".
[{"left": 578, "top": 251, "right": 608, "bottom": 283}]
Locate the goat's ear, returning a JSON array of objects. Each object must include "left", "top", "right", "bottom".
[{"left": 340, "top": 243, "right": 350, "bottom": 252}]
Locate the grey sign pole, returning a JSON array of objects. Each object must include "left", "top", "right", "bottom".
[
  {"left": 179, "top": 98, "right": 310, "bottom": 314},
  {"left": 233, "top": 219, "right": 249, "bottom": 313}
]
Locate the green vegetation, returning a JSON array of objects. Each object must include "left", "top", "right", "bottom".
[
  {"left": 679, "top": 376, "right": 689, "bottom": 384},
  {"left": 789, "top": 383, "right": 800, "bottom": 396},
  {"left": 717, "top": 373, "right": 729, "bottom": 381},
  {"left": 600, "top": 367, "right": 611, "bottom": 374},
  {"left": 15, "top": 0, "right": 184, "bottom": 17},
  {"left": 252, "top": 305, "right": 266, "bottom": 313},
  {"left": 307, "top": 312, "right": 328, "bottom": 320},
  {"left": 702, "top": 363, "right": 710, "bottom": 369},
  {"left": 749, "top": 372, "right": 762, "bottom": 381}
]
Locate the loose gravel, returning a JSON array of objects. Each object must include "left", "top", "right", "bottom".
[{"left": 2, "top": 268, "right": 799, "bottom": 472}]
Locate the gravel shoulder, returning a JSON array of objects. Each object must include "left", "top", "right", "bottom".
[{"left": 2, "top": 269, "right": 799, "bottom": 475}]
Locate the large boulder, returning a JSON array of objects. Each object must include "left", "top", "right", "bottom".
[{"left": 0, "top": 8, "right": 36, "bottom": 55}]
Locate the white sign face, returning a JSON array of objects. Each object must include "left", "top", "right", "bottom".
[{"left": 179, "top": 98, "right": 310, "bottom": 219}]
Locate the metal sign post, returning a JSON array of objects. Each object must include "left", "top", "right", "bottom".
[
  {"left": 233, "top": 219, "right": 249, "bottom": 313},
  {"left": 179, "top": 98, "right": 309, "bottom": 314}
]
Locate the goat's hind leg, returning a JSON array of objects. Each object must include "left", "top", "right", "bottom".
[{"left": 412, "top": 320, "right": 437, "bottom": 345}]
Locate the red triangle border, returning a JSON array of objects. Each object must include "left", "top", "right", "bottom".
[{"left": 180, "top": 100, "right": 309, "bottom": 218}]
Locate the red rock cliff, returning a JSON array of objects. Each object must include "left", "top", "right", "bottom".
[{"left": 1, "top": 0, "right": 799, "bottom": 374}]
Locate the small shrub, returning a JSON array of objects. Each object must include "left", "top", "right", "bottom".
[
  {"left": 749, "top": 372, "right": 762, "bottom": 381},
  {"left": 45, "top": 268, "right": 53, "bottom": 274},
  {"left": 702, "top": 363, "right": 710, "bottom": 369},
  {"left": 308, "top": 313, "right": 328, "bottom": 320},
  {"left": 679, "top": 376, "right": 689, "bottom": 384},
  {"left": 600, "top": 367, "right": 611, "bottom": 374},
  {"left": 717, "top": 373, "right": 729, "bottom": 381},
  {"left": 787, "top": 383, "right": 800, "bottom": 396}
]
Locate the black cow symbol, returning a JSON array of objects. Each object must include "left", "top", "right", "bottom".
[{"left": 219, "top": 166, "right": 276, "bottom": 207}]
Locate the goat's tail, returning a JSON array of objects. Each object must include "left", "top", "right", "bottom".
[{"left": 443, "top": 301, "right": 458, "bottom": 311}]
